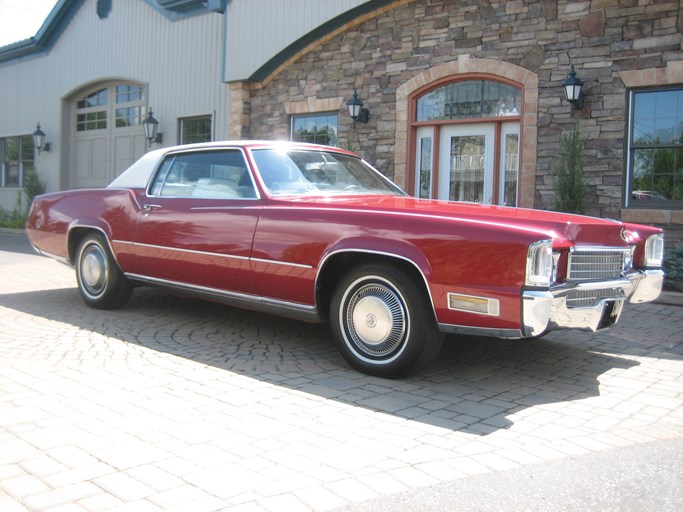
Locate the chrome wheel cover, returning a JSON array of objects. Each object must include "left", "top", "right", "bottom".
[
  {"left": 342, "top": 278, "right": 407, "bottom": 360},
  {"left": 80, "top": 243, "right": 108, "bottom": 298}
]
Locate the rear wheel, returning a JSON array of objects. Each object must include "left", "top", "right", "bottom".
[
  {"left": 330, "top": 263, "right": 443, "bottom": 378},
  {"left": 75, "top": 233, "right": 132, "bottom": 309}
]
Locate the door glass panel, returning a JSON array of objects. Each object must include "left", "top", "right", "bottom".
[
  {"left": 449, "top": 135, "right": 485, "bottom": 202},
  {"left": 502, "top": 132, "right": 519, "bottom": 206},
  {"left": 417, "top": 135, "right": 433, "bottom": 199}
]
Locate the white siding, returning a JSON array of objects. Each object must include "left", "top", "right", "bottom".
[
  {"left": 0, "top": 0, "right": 229, "bottom": 200},
  {"left": 224, "top": 0, "right": 370, "bottom": 82}
]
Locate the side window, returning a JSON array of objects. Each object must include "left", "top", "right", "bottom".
[
  {"left": 1, "top": 135, "right": 35, "bottom": 188},
  {"left": 149, "top": 150, "right": 256, "bottom": 199},
  {"left": 627, "top": 88, "right": 683, "bottom": 208},
  {"left": 291, "top": 113, "right": 338, "bottom": 146},
  {"left": 179, "top": 116, "right": 212, "bottom": 144}
]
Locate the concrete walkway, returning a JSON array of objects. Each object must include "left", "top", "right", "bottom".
[{"left": 1, "top": 235, "right": 682, "bottom": 511}]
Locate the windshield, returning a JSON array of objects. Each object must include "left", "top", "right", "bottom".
[{"left": 250, "top": 148, "right": 406, "bottom": 197}]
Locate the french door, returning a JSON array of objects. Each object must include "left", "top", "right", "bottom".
[
  {"left": 72, "top": 82, "right": 147, "bottom": 189},
  {"left": 415, "top": 122, "right": 519, "bottom": 206}
]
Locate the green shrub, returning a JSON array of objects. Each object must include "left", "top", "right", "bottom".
[
  {"left": 554, "top": 122, "right": 589, "bottom": 214},
  {"left": 23, "top": 167, "right": 45, "bottom": 205},
  {"left": 0, "top": 193, "right": 26, "bottom": 228},
  {"left": 665, "top": 245, "right": 683, "bottom": 282},
  {"left": 0, "top": 169, "right": 45, "bottom": 228}
]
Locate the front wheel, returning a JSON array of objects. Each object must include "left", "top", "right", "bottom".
[
  {"left": 330, "top": 264, "right": 443, "bottom": 378},
  {"left": 75, "top": 233, "right": 133, "bottom": 309}
]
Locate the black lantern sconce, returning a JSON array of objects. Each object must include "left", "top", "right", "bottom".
[
  {"left": 563, "top": 64, "right": 584, "bottom": 111},
  {"left": 142, "top": 108, "right": 163, "bottom": 145},
  {"left": 346, "top": 89, "right": 370, "bottom": 126},
  {"left": 32, "top": 124, "right": 51, "bottom": 153}
]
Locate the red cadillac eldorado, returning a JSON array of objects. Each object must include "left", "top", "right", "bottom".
[{"left": 26, "top": 141, "right": 665, "bottom": 377}]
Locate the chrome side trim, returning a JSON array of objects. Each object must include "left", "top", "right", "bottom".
[
  {"left": 438, "top": 323, "right": 523, "bottom": 339},
  {"left": 121, "top": 241, "right": 250, "bottom": 261},
  {"left": 114, "top": 241, "right": 313, "bottom": 269},
  {"left": 30, "top": 245, "right": 70, "bottom": 265},
  {"left": 251, "top": 257, "right": 313, "bottom": 269},
  {"left": 125, "top": 273, "right": 320, "bottom": 323},
  {"left": 191, "top": 203, "right": 262, "bottom": 209}
]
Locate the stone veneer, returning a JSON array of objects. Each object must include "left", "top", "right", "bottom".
[{"left": 230, "top": 0, "right": 683, "bottom": 240}]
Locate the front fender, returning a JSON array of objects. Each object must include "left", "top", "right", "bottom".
[
  {"left": 314, "top": 237, "right": 436, "bottom": 323},
  {"left": 319, "top": 236, "right": 434, "bottom": 284}
]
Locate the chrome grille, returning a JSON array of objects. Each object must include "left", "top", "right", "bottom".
[
  {"left": 565, "top": 288, "right": 625, "bottom": 308},
  {"left": 567, "top": 248, "right": 628, "bottom": 281}
]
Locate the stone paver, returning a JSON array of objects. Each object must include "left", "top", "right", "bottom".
[{"left": 1, "top": 243, "right": 682, "bottom": 511}]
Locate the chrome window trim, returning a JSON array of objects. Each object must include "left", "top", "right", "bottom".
[{"left": 146, "top": 147, "right": 261, "bottom": 200}]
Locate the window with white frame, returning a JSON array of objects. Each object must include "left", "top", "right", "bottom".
[
  {"left": 76, "top": 88, "right": 108, "bottom": 131},
  {"left": 1, "top": 135, "right": 34, "bottom": 188},
  {"left": 179, "top": 116, "right": 212, "bottom": 144},
  {"left": 627, "top": 88, "right": 683, "bottom": 207},
  {"left": 291, "top": 113, "right": 338, "bottom": 146},
  {"left": 115, "top": 84, "right": 145, "bottom": 128}
]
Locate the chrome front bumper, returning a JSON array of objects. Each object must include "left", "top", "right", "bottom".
[{"left": 521, "top": 269, "right": 664, "bottom": 337}]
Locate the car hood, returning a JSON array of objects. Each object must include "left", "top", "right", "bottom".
[{"left": 278, "top": 195, "right": 638, "bottom": 246}]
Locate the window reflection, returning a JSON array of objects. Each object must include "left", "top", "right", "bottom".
[
  {"left": 418, "top": 137, "right": 432, "bottom": 199},
  {"left": 417, "top": 80, "right": 520, "bottom": 121},
  {"left": 630, "top": 89, "right": 683, "bottom": 205},
  {"left": 449, "top": 135, "right": 485, "bottom": 202},
  {"left": 1, "top": 135, "right": 34, "bottom": 188},
  {"left": 503, "top": 133, "right": 519, "bottom": 206},
  {"left": 291, "top": 114, "right": 338, "bottom": 146}
]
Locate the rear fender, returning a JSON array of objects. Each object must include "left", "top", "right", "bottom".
[{"left": 67, "top": 220, "right": 113, "bottom": 265}]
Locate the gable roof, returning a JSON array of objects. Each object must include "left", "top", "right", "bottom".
[{"left": 0, "top": 0, "right": 225, "bottom": 64}]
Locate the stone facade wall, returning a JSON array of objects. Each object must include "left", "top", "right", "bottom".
[{"left": 243, "top": 0, "right": 683, "bottom": 223}]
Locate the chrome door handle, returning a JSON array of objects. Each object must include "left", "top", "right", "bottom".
[{"left": 143, "top": 204, "right": 162, "bottom": 211}]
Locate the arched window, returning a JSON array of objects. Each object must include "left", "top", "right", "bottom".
[{"left": 417, "top": 80, "right": 521, "bottom": 121}]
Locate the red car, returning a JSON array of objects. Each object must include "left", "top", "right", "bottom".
[{"left": 26, "top": 141, "right": 665, "bottom": 377}]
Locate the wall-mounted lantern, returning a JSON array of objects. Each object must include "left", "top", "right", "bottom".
[
  {"left": 142, "top": 108, "right": 163, "bottom": 145},
  {"left": 346, "top": 89, "right": 370, "bottom": 126},
  {"left": 32, "top": 124, "right": 51, "bottom": 153},
  {"left": 563, "top": 64, "right": 584, "bottom": 111}
]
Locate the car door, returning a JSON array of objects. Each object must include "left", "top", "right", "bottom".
[{"left": 129, "top": 148, "right": 261, "bottom": 295}]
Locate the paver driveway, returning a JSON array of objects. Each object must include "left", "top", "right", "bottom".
[{"left": 1, "top": 236, "right": 682, "bottom": 511}]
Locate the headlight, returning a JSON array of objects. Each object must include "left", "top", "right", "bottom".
[
  {"left": 644, "top": 233, "right": 664, "bottom": 267},
  {"left": 526, "top": 240, "right": 555, "bottom": 287}
]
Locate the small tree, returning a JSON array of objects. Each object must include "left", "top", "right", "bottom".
[
  {"left": 554, "top": 122, "right": 589, "bottom": 214},
  {"left": 22, "top": 167, "right": 45, "bottom": 212}
]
